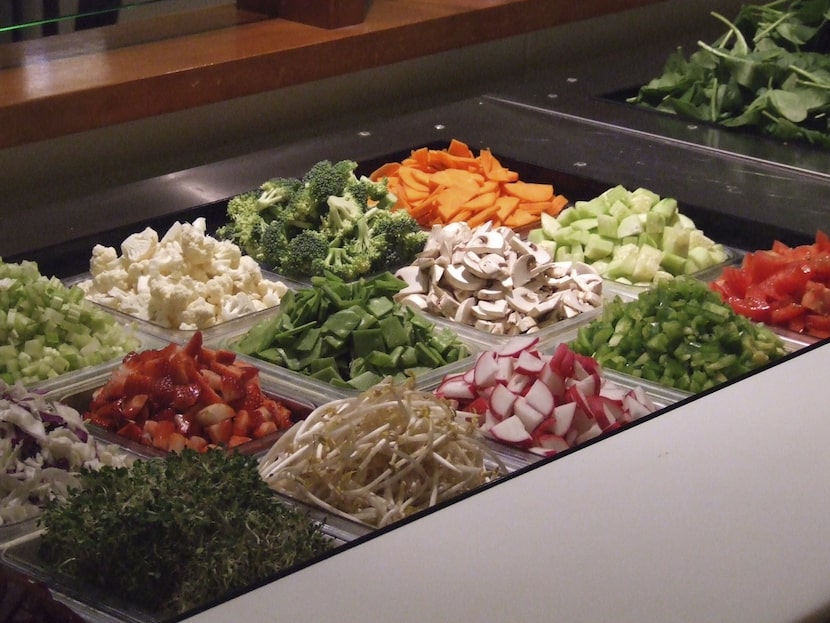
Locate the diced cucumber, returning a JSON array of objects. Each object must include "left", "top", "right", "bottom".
[
  {"left": 539, "top": 212, "right": 561, "bottom": 238},
  {"left": 596, "top": 213, "right": 619, "bottom": 239},
  {"left": 525, "top": 185, "right": 727, "bottom": 287},
  {"left": 617, "top": 213, "right": 644, "bottom": 238},
  {"left": 584, "top": 234, "right": 615, "bottom": 260}
]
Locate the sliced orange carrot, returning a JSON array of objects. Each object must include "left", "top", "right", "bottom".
[
  {"left": 399, "top": 166, "right": 430, "bottom": 192},
  {"left": 369, "top": 139, "right": 568, "bottom": 230},
  {"left": 495, "top": 195, "right": 520, "bottom": 222},
  {"left": 371, "top": 161, "right": 401, "bottom": 181},
  {"left": 447, "top": 138, "right": 475, "bottom": 158},
  {"left": 502, "top": 181, "right": 555, "bottom": 203},
  {"left": 462, "top": 191, "right": 498, "bottom": 211},
  {"left": 466, "top": 203, "right": 501, "bottom": 228},
  {"left": 430, "top": 168, "right": 483, "bottom": 190}
]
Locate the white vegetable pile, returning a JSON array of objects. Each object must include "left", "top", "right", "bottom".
[
  {"left": 259, "top": 378, "right": 503, "bottom": 528},
  {"left": 0, "top": 380, "right": 133, "bottom": 525},
  {"left": 78, "top": 217, "right": 288, "bottom": 330},
  {"left": 435, "top": 336, "right": 659, "bottom": 457},
  {"left": 394, "top": 221, "right": 603, "bottom": 336}
]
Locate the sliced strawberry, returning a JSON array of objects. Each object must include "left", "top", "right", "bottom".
[
  {"left": 116, "top": 421, "right": 143, "bottom": 443},
  {"left": 171, "top": 383, "right": 201, "bottom": 410},
  {"left": 205, "top": 419, "right": 233, "bottom": 445},
  {"left": 228, "top": 434, "right": 253, "bottom": 448},
  {"left": 253, "top": 420, "right": 278, "bottom": 439}
]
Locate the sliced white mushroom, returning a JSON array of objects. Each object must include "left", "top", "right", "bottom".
[
  {"left": 466, "top": 230, "right": 505, "bottom": 254},
  {"left": 454, "top": 297, "right": 476, "bottom": 324},
  {"left": 472, "top": 298, "right": 509, "bottom": 320},
  {"left": 395, "top": 265, "right": 429, "bottom": 295},
  {"left": 478, "top": 288, "right": 506, "bottom": 301},
  {"left": 443, "top": 264, "right": 486, "bottom": 291},
  {"left": 399, "top": 293, "right": 429, "bottom": 310}
]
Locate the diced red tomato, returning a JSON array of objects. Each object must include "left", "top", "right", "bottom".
[{"left": 710, "top": 231, "right": 830, "bottom": 339}]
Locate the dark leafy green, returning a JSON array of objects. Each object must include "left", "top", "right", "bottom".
[
  {"left": 233, "top": 271, "right": 469, "bottom": 390},
  {"left": 38, "top": 450, "right": 333, "bottom": 618},
  {"left": 629, "top": 0, "right": 830, "bottom": 148},
  {"left": 570, "top": 276, "right": 787, "bottom": 393}
]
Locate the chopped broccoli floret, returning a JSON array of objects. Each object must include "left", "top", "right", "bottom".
[
  {"left": 367, "top": 209, "right": 429, "bottom": 270},
  {"left": 216, "top": 159, "right": 405, "bottom": 281},
  {"left": 324, "top": 194, "right": 363, "bottom": 240},
  {"left": 216, "top": 191, "right": 269, "bottom": 260},
  {"left": 279, "top": 229, "right": 331, "bottom": 277},
  {"left": 321, "top": 247, "right": 371, "bottom": 282},
  {"left": 257, "top": 177, "right": 301, "bottom": 215},
  {"left": 303, "top": 160, "right": 358, "bottom": 205},
  {"left": 259, "top": 214, "right": 291, "bottom": 269}
]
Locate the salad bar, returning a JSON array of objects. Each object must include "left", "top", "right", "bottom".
[{"left": 2, "top": 2, "right": 830, "bottom": 621}]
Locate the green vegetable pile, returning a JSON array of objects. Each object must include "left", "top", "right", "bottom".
[
  {"left": 571, "top": 276, "right": 788, "bottom": 393},
  {"left": 233, "top": 272, "right": 470, "bottom": 391},
  {"left": 216, "top": 159, "right": 429, "bottom": 281},
  {"left": 38, "top": 449, "right": 332, "bottom": 618},
  {"left": 0, "top": 258, "right": 140, "bottom": 385},
  {"left": 629, "top": 0, "right": 830, "bottom": 148}
]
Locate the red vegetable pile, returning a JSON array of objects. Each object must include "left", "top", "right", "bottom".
[
  {"left": 709, "top": 231, "right": 830, "bottom": 339},
  {"left": 84, "top": 332, "right": 293, "bottom": 452},
  {"left": 434, "top": 337, "right": 657, "bottom": 457}
]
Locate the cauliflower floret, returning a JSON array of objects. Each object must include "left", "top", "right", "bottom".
[
  {"left": 179, "top": 220, "right": 215, "bottom": 268},
  {"left": 203, "top": 274, "right": 234, "bottom": 306},
  {"left": 259, "top": 289, "right": 284, "bottom": 309},
  {"left": 89, "top": 244, "right": 121, "bottom": 276},
  {"left": 228, "top": 255, "right": 266, "bottom": 294},
  {"left": 219, "top": 292, "right": 259, "bottom": 322},
  {"left": 117, "top": 292, "right": 151, "bottom": 320},
  {"left": 257, "top": 279, "right": 288, "bottom": 301},
  {"left": 90, "top": 268, "right": 130, "bottom": 294},
  {"left": 147, "top": 277, "right": 197, "bottom": 329},
  {"left": 120, "top": 227, "right": 159, "bottom": 264},
  {"left": 179, "top": 296, "right": 218, "bottom": 330},
  {"left": 78, "top": 217, "right": 284, "bottom": 328},
  {"left": 146, "top": 245, "right": 183, "bottom": 278},
  {"left": 212, "top": 240, "right": 242, "bottom": 271}
]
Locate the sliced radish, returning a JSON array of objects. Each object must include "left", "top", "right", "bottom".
[
  {"left": 575, "top": 422, "right": 602, "bottom": 444},
  {"left": 506, "top": 373, "right": 532, "bottom": 395},
  {"left": 436, "top": 376, "right": 476, "bottom": 401},
  {"left": 550, "top": 342, "right": 575, "bottom": 377},
  {"left": 489, "top": 383, "right": 517, "bottom": 420},
  {"left": 538, "top": 362, "right": 566, "bottom": 398},
  {"left": 552, "top": 402, "right": 576, "bottom": 436},
  {"left": 195, "top": 403, "right": 235, "bottom": 426},
  {"left": 488, "top": 415, "right": 533, "bottom": 445},
  {"left": 473, "top": 351, "right": 500, "bottom": 387},
  {"left": 515, "top": 349, "right": 545, "bottom": 375},
  {"left": 494, "top": 356, "right": 515, "bottom": 384},
  {"left": 513, "top": 396, "right": 545, "bottom": 432},
  {"left": 524, "top": 379, "right": 555, "bottom": 416},
  {"left": 571, "top": 372, "right": 601, "bottom": 397},
  {"left": 536, "top": 433, "right": 570, "bottom": 453}
]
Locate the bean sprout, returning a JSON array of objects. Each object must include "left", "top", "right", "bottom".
[{"left": 259, "top": 378, "right": 504, "bottom": 528}]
